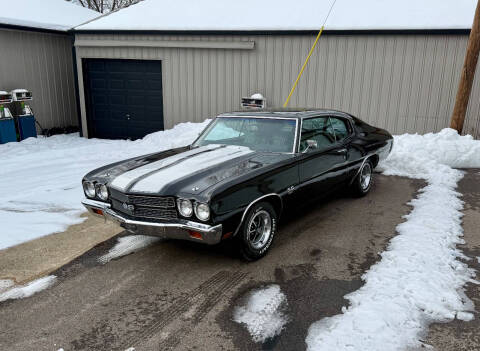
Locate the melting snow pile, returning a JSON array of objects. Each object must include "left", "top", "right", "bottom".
[
  {"left": 0, "top": 120, "right": 209, "bottom": 250},
  {"left": 0, "top": 276, "right": 56, "bottom": 302},
  {"left": 234, "top": 284, "right": 288, "bottom": 343},
  {"left": 99, "top": 235, "right": 161, "bottom": 264},
  {"left": 306, "top": 128, "right": 480, "bottom": 351}
]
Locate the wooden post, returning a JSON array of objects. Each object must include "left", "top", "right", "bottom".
[{"left": 450, "top": 0, "right": 480, "bottom": 134}]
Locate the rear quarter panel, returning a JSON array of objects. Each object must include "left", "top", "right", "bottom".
[{"left": 350, "top": 117, "right": 393, "bottom": 164}]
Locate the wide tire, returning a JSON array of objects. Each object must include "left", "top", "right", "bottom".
[
  {"left": 351, "top": 159, "right": 374, "bottom": 197},
  {"left": 237, "top": 202, "right": 277, "bottom": 261}
]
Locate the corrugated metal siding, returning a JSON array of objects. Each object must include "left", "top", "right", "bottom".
[
  {"left": 0, "top": 28, "right": 78, "bottom": 129},
  {"left": 75, "top": 33, "right": 480, "bottom": 138}
]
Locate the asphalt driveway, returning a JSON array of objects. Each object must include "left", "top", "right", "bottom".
[{"left": 0, "top": 172, "right": 478, "bottom": 351}]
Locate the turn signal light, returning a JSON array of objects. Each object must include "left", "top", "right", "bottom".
[
  {"left": 222, "top": 232, "right": 233, "bottom": 240},
  {"left": 189, "top": 231, "right": 203, "bottom": 240},
  {"left": 92, "top": 208, "right": 104, "bottom": 216}
]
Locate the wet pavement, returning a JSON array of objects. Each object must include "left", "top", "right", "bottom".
[{"left": 0, "top": 172, "right": 477, "bottom": 351}]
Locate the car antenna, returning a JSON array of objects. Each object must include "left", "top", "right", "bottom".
[{"left": 283, "top": 0, "right": 338, "bottom": 108}]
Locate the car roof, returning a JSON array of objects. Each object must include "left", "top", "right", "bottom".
[{"left": 218, "top": 108, "right": 352, "bottom": 119}]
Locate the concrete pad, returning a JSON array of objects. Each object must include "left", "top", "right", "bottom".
[{"left": 0, "top": 213, "right": 121, "bottom": 284}]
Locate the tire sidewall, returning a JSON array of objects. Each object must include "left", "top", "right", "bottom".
[
  {"left": 357, "top": 160, "right": 373, "bottom": 195},
  {"left": 239, "top": 202, "right": 277, "bottom": 260}
]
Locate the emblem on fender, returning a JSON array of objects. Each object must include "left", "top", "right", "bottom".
[{"left": 122, "top": 202, "right": 135, "bottom": 212}]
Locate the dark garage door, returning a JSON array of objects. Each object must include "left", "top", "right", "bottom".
[{"left": 83, "top": 59, "right": 164, "bottom": 140}]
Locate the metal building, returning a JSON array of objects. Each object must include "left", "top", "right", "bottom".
[
  {"left": 74, "top": 0, "right": 480, "bottom": 139},
  {"left": 0, "top": 0, "right": 98, "bottom": 132}
]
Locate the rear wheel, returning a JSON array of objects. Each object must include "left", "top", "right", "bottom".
[
  {"left": 237, "top": 202, "right": 277, "bottom": 261},
  {"left": 351, "top": 159, "right": 373, "bottom": 197}
]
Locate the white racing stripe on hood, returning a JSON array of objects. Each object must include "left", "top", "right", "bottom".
[
  {"left": 110, "top": 144, "right": 221, "bottom": 191},
  {"left": 130, "top": 145, "right": 255, "bottom": 193}
]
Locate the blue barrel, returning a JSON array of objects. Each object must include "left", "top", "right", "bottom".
[
  {"left": 16, "top": 115, "right": 37, "bottom": 140},
  {"left": 0, "top": 118, "right": 17, "bottom": 144}
]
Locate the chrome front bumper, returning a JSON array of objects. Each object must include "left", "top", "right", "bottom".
[{"left": 82, "top": 199, "right": 223, "bottom": 245}]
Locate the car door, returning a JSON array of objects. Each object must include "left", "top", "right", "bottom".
[{"left": 296, "top": 116, "right": 347, "bottom": 197}]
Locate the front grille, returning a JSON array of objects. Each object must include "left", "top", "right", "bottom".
[
  {"left": 134, "top": 208, "right": 178, "bottom": 220},
  {"left": 110, "top": 193, "right": 177, "bottom": 221},
  {"left": 127, "top": 195, "right": 175, "bottom": 208}
]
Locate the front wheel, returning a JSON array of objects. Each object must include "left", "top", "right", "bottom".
[
  {"left": 236, "top": 202, "right": 277, "bottom": 261},
  {"left": 351, "top": 159, "right": 373, "bottom": 197}
]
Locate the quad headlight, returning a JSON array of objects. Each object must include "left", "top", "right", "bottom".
[
  {"left": 82, "top": 181, "right": 96, "bottom": 198},
  {"left": 96, "top": 184, "right": 109, "bottom": 201},
  {"left": 177, "top": 199, "right": 193, "bottom": 217},
  {"left": 194, "top": 202, "right": 210, "bottom": 221}
]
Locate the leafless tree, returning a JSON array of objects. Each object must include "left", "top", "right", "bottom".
[{"left": 66, "top": 0, "right": 141, "bottom": 14}]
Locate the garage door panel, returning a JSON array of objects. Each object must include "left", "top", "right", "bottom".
[
  {"left": 94, "top": 124, "right": 126, "bottom": 140},
  {"left": 144, "top": 61, "right": 162, "bottom": 73},
  {"left": 88, "top": 61, "right": 106, "bottom": 72},
  {"left": 91, "top": 79, "right": 106, "bottom": 89},
  {"left": 108, "top": 110, "right": 129, "bottom": 121},
  {"left": 147, "top": 79, "right": 163, "bottom": 90},
  {"left": 109, "top": 94, "right": 127, "bottom": 106},
  {"left": 91, "top": 94, "right": 108, "bottom": 105},
  {"left": 126, "top": 94, "right": 145, "bottom": 106},
  {"left": 84, "top": 58, "right": 164, "bottom": 140},
  {"left": 146, "top": 96, "right": 163, "bottom": 106},
  {"left": 126, "top": 79, "right": 144, "bottom": 90},
  {"left": 92, "top": 109, "right": 110, "bottom": 120},
  {"left": 109, "top": 79, "right": 125, "bottom": 89},
  {"left": 107, "top": 61, "right": 132, "bottom": 72}
]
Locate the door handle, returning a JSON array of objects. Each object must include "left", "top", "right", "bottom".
[{"left": 336, "top": 148, "right": 347, "bottom": 154}]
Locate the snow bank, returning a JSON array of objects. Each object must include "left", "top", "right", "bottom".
[
  {"left": 0, "top": 120, "right": 209, "bottom": 250},
  {"left": 0, "top": 276, "right": 56, "bottom": 302},
  {"left": 379, "top": 128, "right": 480, "bottom": 178},
  {"left": 234, "top": 284, "right": 288, "bottom": 343},
  {"left": 306, "top": 129, "right": 480, "bottom": 351},
  {"left": 99, "top": 235, "right": 161, "bottom": 264}
]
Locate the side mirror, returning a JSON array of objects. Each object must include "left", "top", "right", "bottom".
[{"left": 303, "top": 139, "right": 318, "bottom": 153}]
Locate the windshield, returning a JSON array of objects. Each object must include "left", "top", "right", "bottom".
[{"left": 194, "top": 117, "right": 297, "bottom": 153}]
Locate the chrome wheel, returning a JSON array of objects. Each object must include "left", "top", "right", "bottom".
[
  {"left": 360, "top": 163, "right": 372, "bottom": 190},
  {"left": 247, "top": 210, "right": 272, "bottom": 250}
]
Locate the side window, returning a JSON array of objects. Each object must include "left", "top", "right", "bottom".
[
  {"left": 300, "top": 117, "right": 336, "bottom": 152},
  {"left": 330, "top": 117, "right": 350, "bottom": 141}
]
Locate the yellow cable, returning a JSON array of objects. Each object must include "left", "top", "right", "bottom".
[{"left": 283, "top": 26, "right": 325, "bottom": 108}]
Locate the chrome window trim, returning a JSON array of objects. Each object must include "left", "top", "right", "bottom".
[
  {"left": 298, "top": 115, "right": 335, "bottom": 153},
  {"left": 329, "top": 115, "right": 354, "bottom": 142},
  {"left": 193, "top": 115, "right": 299, "bottom": 154},
  {"left": 297, "top": 114, "right": 355, "bottom": 153}
]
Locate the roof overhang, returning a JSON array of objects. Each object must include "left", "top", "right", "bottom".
[
  {"left": 72, "top": 29, "right": 472, "bottom": 36},
  {"left": 0, "top": 22, "right": 68, "bottom": 35}
]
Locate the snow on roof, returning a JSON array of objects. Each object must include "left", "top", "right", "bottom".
[
  {"left": 0, "top": 0, "right": 100, "bottom": 32},
  {"left": 75, "top": 0, "right": 476, "bottom": 32}
]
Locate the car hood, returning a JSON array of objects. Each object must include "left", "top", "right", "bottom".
[{"left": 86, "top": 144, "right": 292, "bottom": 196}]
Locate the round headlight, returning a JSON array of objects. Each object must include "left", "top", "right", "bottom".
[
  {"left": 195, "top": 203, "right": 210, "bottom": 221},
  {"left": 177, "top": 199, "right": 193, "bottom": 217},
  {"left": 96, "top": 184, "right": 109, "bottom": 201},
  {"left": 83, "top": 181, "right": 96, "bottom": 198}
]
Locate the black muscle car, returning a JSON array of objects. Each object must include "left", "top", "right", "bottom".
[{"left": 82, "top": 109, "right": 393, "bottom": 260}]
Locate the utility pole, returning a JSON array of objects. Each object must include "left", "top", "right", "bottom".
[{"left": 450, "top": 0, "right": 480, "bottom": 134}]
